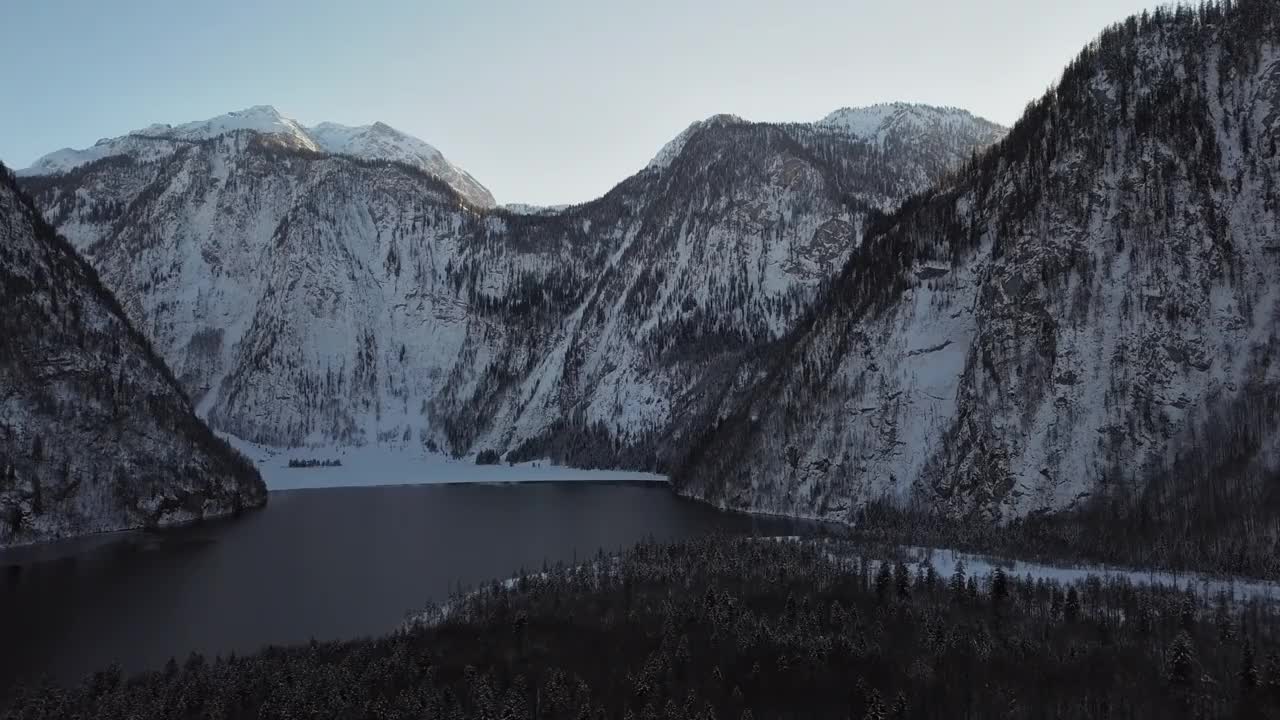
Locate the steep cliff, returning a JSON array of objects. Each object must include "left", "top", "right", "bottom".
[
  {"left": 0, "top": 163, "right": 265, "bottom": 547},
  {"left": 675, "top": 1, "right": 1280, "bottom": 572}
]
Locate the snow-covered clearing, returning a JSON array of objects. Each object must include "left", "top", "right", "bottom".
[
  {"left": 221, "top": 434, "right": 667, "bottom": 492},
  {"left": 893, "top": 545, "right": 1280, "bottom": 605}
]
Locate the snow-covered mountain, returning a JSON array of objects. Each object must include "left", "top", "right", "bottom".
[
  {"left": 19, "top": 106, "right": 496, "bottom": 208},
  {"left": 0, "top": 162, "right": 265, "bottom": 548},
  {"left": 19, "top": 105, "right": 1005, "bottom": 466},
  {"left": 819, "top": 103, "right": 1007, "bottom": 183},
  {"left": 645, "top": 107, "right": 1004, "bottom": 180},
  {"left": 307, "top": 120, "right": 495, "bottom": 208},
  {"left": 674, "top": 2, "right": 1280, "bottom": 571},
  {"left": 645, "top": 114, "right": 748, "bottom": 170},
  {"left": 819, "top": 103, "right": 1003, "bottom": 148},
  {"left": 132, "top": 104, "right": 319, "bottom": 147}
]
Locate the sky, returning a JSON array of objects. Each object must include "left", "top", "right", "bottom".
[{"left": 2, "top": 0, "right": 1163, "bottom": 206}]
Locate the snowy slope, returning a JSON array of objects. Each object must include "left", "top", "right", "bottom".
[
  {"left": 308, "top": 121, "right": 496, "bottom": 207},
  {"left": 675, "top": 5, "right": 1280, "bottom": 538},
  {"left": 20, "top": 106, "right": 1004, "bottom": 472},
  {"left": 16, "top": 137, "right": 186, "bottom": 177},
  {"left": 819, "top": 103, "right": 1004, "bottom": 148},
  {"left": 646, "top": 106, "right": 1007, "bottom": 190},
  {"left": 134, "top": 105, "right": 318, "bottom": 148},
  {"left": 0, "top": 162, "right": 266, "bottom": 548},
  {"left": 819, "top": 103, "right": 1007, "bottom": 185},
  {"left": 19, "top": 106, "right": 496, "bottom": 208}
]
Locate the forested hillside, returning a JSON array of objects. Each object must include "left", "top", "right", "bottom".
[{"left": 0, "top": 162, "right": 265, "bottom": 547}]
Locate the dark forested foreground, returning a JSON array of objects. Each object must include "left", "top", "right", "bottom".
[{"left": 5, "top": 537, "right": 1280, "bottom": 719}]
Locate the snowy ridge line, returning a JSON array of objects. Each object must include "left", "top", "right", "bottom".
[
  {"left": 21, "top": 98, "right": 1004, "bottom": 487},
  {"left": 19, "top": 105, "right": 496, "bottom": 208}
]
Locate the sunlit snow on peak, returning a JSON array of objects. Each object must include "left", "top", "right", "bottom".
[{"left": 19, "top": 106, "right": 497, "bottom": 208}]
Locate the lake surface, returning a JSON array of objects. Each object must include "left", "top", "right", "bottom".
[{"left": 0, "top": 482, "right": 811, "bottom": 691}]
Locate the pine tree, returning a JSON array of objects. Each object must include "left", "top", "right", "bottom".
[
  {"left": 862, "top": 688, "right": 887, "bottom": 720},
  {"left": 513, "top": 610, "right": 529, "bottom": 655},
  {"left": 829, "top": 599, "right": 846, "bottom": 627},
  {"left": 875, "top": 562, "right": 893, "bottom": 604},
  {"left": 992, "top": 567, "right": 1010, "bottom": 609},
  {"left": 1065, "top": 587, "right": 1081, "bottom": 623},
  {"left": 1213, "top": 593, "right": 1233, "bottom": 640},
  {"left": 894, "top": 560, "right": 911, "bottom": 600},
  {"left": 1167, "top": 632, "right": 1196, "bottom": 686},
  {"left": 949, "top": 560, "right": 966, "bottom": 602},
  {"left": 502, "top": 686, "right": 529, "bottom": 720},
  {"left": 891, "top": 691, "right": 908, "bottom": 717},
  {"left": 1241, "top": 638, "right": 1260, "bottom": 690},
  {"left": 1137, "top": 593, "right": 1156, "bottom": 633},
  {"left": 676, "top": 634, "right": 691, "bottom": 673},
  {"left": 1179, "top": 590, "right": 1197, "bottom": 632},
  {"left": 1265, "top": 651, "right": 1280, "bottom": 689}
]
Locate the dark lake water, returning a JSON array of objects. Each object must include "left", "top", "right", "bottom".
[{"left": 0, "top": 482, "right": 811, "bottom": 691}]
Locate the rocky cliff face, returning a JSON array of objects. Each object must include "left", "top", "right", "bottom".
[
  {"left": 21, "top": 107, "right": 1004, "bottom": 468},
  {"left": 675, "top": 2, "right": 1280, "bottom": 550},
  {"left": 0, "top": 163, "right": 265, "bottom": 547}
]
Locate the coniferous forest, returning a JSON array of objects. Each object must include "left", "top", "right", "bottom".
[
  {"left": 3, "top": 536, "right": 1279, "bottom": 719},
  {"left": 285, "top": 458, "right": 343, "bottom": 469}
]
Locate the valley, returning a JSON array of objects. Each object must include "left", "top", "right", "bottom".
[
  {"left": 17, "top": 104, "right": 1004, "bottom": 472},
  {"left": 2, "top": 0, "right": 1280, "bottom": 716}
]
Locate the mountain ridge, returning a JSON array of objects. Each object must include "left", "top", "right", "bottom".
[
  {"left": 18, "top": 105, "right": 498, "bottom": 208},
  {"left": 19, "top": 103, "right": 1006, "bottom": 469}
]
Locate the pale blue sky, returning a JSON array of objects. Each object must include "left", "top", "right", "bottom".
[{"left": 2, "top": 0, "right": 1160, "bottom": 205}]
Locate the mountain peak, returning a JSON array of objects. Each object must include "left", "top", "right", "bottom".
[
  {"left": 645, "top": 113, "right": 750, "bottom": 171},
  {"left": 305, "top": 120, "right": 494, "bottom": 207},
  {"left": 645, "top": 105, "right": 1003, "bottom": 173},
  {"left": 20, "top": 107, "right": 496, "bottom": 208},
  {"left": 703, "top": 113, "right": 748, "bottom": 126},
  {"left": 131, "top": 105, "right": 315, "bottom": 148},
  {"left": 818, "top": 103, "right": 1007, "bottom": 146}
]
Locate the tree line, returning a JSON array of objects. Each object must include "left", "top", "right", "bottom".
[{"left": 4, "top": 535, "right": 1278, "bottom": 718}]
